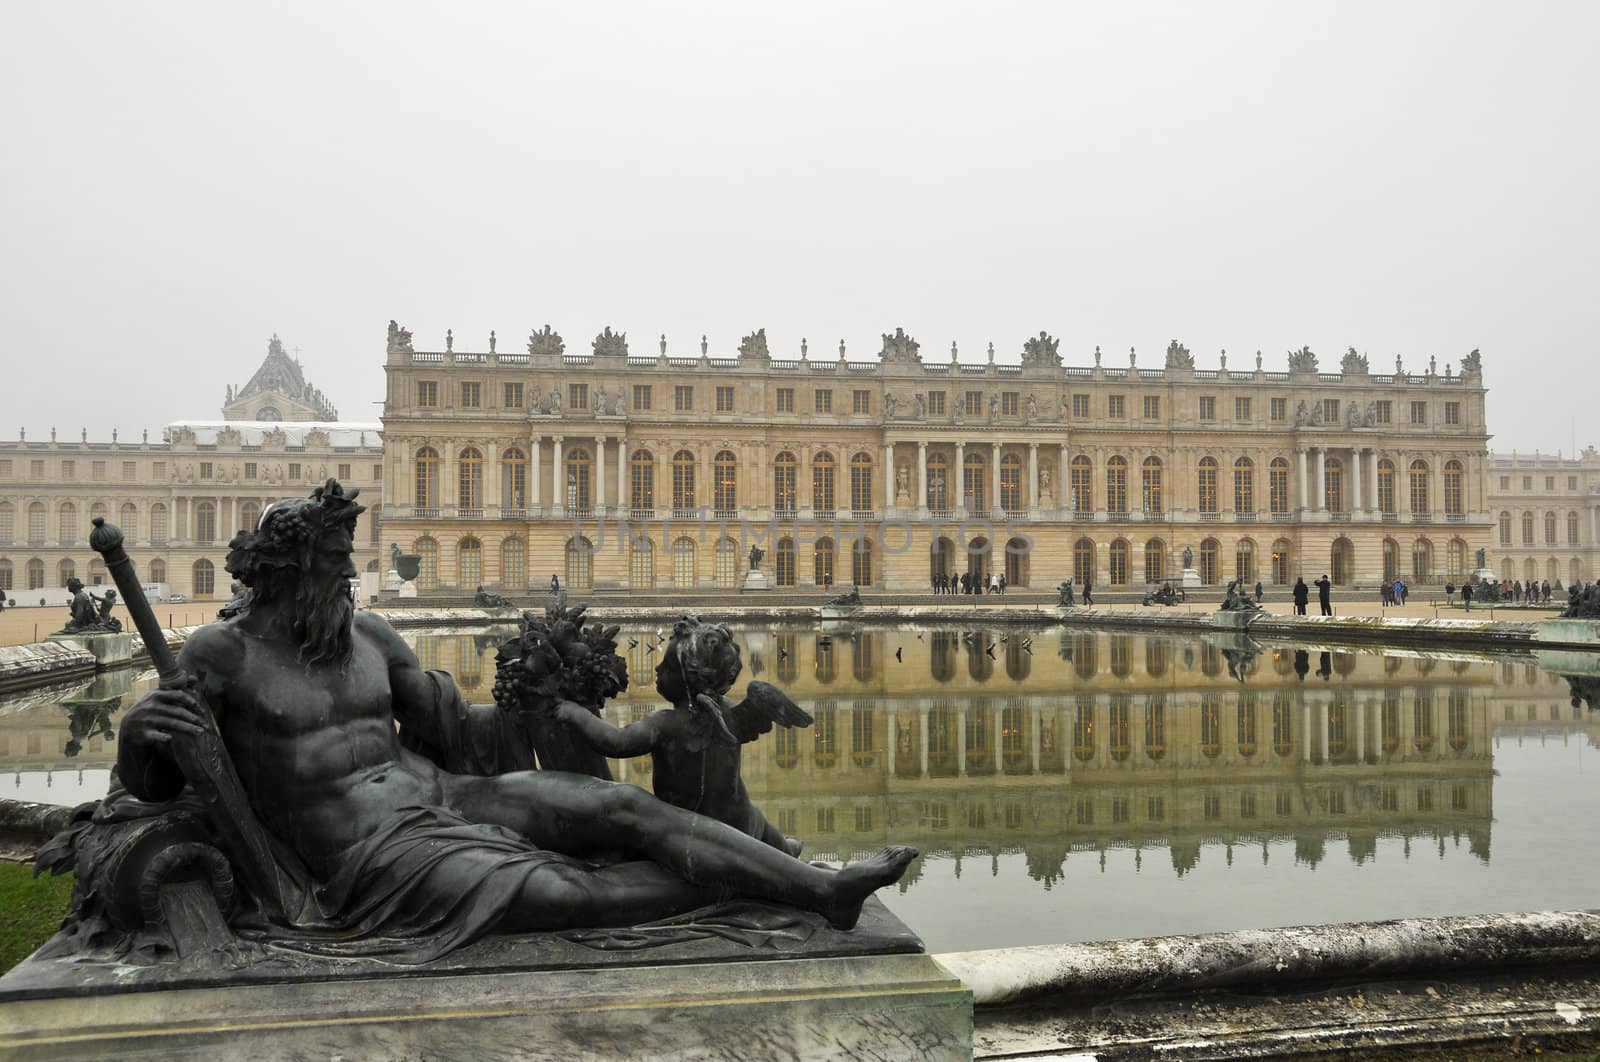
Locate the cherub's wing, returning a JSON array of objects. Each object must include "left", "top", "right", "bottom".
[{"left": 722, "top": 680, "right": 814, "bottom": 743}]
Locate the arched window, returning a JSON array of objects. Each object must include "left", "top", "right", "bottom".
[
  {"left": 1199, "top": 537, "right": 1219, "bottom": 584},
  {"left": 1271, "top": 539, "right": 1292, "bottom": 584},
  {"left": 26, "top": 557, "right": 45, "bottom": 590},
  {"left": 714, "top": 451, "right": 738, "bottom": 513},
  {"left": 849, "top": 451, "right": 873, "bottom": 513},
  {"left": 256, "top": 406, "right": 281, "bottom": 421},
  {"left": 1142, "top": 457, "right": 1163, "bottom": 516},
  {"left": 812, "top": 452, "right": 836, "bottom": 514},
  {"left": 630, "top": 537, "right": 655, "bottom": 588},
  {"left": 1447, "top": 538, "right": 1466, "bottom": 581},
  {"left": 501, "top": 537, "right": 526, "bottom": 588},
  {"left": 965, "top": 536, "right": 990, "bottom": 586},
  {"left": 671, "top": 450, "right": 697, "bottom": 513},
  {"left": 814, "top": 536, "right": 836, "bottom": 588},
  {"left": 1108, "top": 697, "right": 1131, "bottom": 761},
  {"left": 1545, "top": 511, "right": 1558, "bottom": 544},
  {"left": 1144, "top": 696, "right": 1167, "bottom": 761},
  {"left": 0, "top": 559, "right": 9, "bottom": 592},
  {"left": 999, "top": 454, "right": 1023, "bottom": 513},
  {"left": 1108, "top": 539, "right": 1130, "bottom": 585},
  {"left": 565, "top": 536, "right": 593, "bottom": 589},
  {"left": 27, "top": 502, "right": 46, "bottom": 545},
  {"left": 1324, "top": 457, "right": 1344, "bottom": 513},
  {"left": 195, "top": 501, "right": 216, "bottom": 543},
  {"left": 150, "top": 503, "right": 169, "bottom": 546},
  {"left": 1571, "top": 511, "right": 1582, "bottom": 545},
  {"left": 58, "top": 558, "right": 75, "bottom": 585},
  {"left": 458, "top": 447, "right": 483, "bottom": 511},
  {"left": 1238, "top": 698, "right": 1258, "bottom": 757},
  {"left": 415, "top": 536, "right": 439, "bottom": 589},
  {"left": 775, "top": 537, "right": 796, "bottom": 587},
  {"left": 1105, "top": 456, "right": 1128, "bottom": 516},
  {"left": 852, "top": 537, "right": 874, "bottom": 586},
  {"left": 926, "top": 453, "right": 949, "bottom": 512},
  {"left": 1200, "top": 697, "right": 1221, "bottom": 759},
  {"left": 0, "top": 501, "right": 13, "bottom": 545},
  {"left": 1331, "top": 536, "right": 1354, "bottom": 584},
  {"left": 1269, "top": 458, "right": 1291, "bottom": 515},
  {"left": 415, "top": 446, "right": 440, "bottom": 509},
  {"left": 1408, "top": 460, "right": 1430, "bottom": 515},
  {"left": 233, "top": 501, "right": 259, "bottom": 538},
  {"left": 1412, "top": 538, "right": 1433, "bottom": 581},
  {"left": 930, "top": 536, "right": 955, "bottom": 582},
  {"left": 1072, "top": 698, "right": 1096, "bottom": 763},
  {"left": 1144, "top": 538, "right": 1165, "bottom": 584},
  {"left": 58, "top": 502, "right": 77, "bottom": 545},
  {"left": 630, "top": 449, "right": 655, "bottom": 513},
  {"left": 671, "top": 537, "right": 697, "bottom": 588},
  {"left": 192, "top": 558, "right": 215, "bottom": 598},
  {"left": 148, "top": 558, "right": 166, "bottom": 585},
  {"left": 1069, "top": 455, "right": 1093, "bottom": 516},
  {"left": 964, "top": 451, "right": 987, "bottom": 512},
  {"left": 1197, "top": 457, "right": 1219, "bottom": 514},
  {"left": 90, "top": 502, "right": 107, "bottom": 530},
  {"left": 773, "top": 451, "right": 797, "bottom": 513},
  {"left": 1073, "top": 537, "right": 1095, "bottom": 586},
  {"left": 1499, "top": 511, "right": 1512, "bottom": 544},
  {"left": 1443, "top": 460, "right": 1463, "bottom": 517},
  {"left": 714, "top": 538, "right": 739, "bottom": 588},
  {"left": 1235, "top": 539, "right": 1256, "bottom": 583},
  {"left": 1522, "top": 511, "right": 1535, "bottom": 544},
  {"left": 1383, "top": 537, "right": 1400, "bottom": 583},
  {"left": 1234, "top": 458, "right": 1255, "bottom": 514},
  {"left": 1377, "top": 459, "right": 1396, "bottom": 515},
  {"left": 500, "top": 448, "right": 528, "bottom": 512},
  {"left": 458, "top": 537, "right": 482, "bottom": 586},
  {"left": 1004, "top": 535, "right": 1029, "bottom": 587},
  {"left": 565, "top": 447, "right": 591, "bottom": 512}
]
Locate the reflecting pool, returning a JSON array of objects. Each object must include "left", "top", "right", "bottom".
[{"left": 4, "top": 625, "right": 1598, "bottom": 953}]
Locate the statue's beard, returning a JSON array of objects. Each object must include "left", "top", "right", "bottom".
[{"left": 293, "top": 572, "right": 355, "bottom": 668}]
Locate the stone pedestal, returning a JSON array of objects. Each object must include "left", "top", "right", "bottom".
[
  {"left": 1180, "top": 568, "right": 1201, "bottom": 589},
  {"left": 45, "top": 632, "right": 136, "bottom": 667},
  {"left": 1470, "top": 567, "right": 1498, "bottom": 587},
  {"left": 397, "top": 581, "right": 418, "bottom": 598},
  {"left": 742, "top": 569, "right": 770, "bottom": 591},
  {"left": 382, "top": 568, "right": 404, "bottom": 592}
]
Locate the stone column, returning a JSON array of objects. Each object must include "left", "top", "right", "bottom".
[
  {"left": 617, "top": 437, "right": 627, "bottom": 511},
  {"left": 551, "top": 437, "right": 564, "bottom": 516},
  {"left": 882, "top": 442, "right": 894, "bottom": 511},
  {"left": 595, "top": 437, "right": 607, "bottom": 514},
  {"left": 530, "top": 437, "right": 542, "bottom": 509},
  {"left": 1028, "top": 442, "right": 1039, "bottom": 512},
  {"left": 1314, "top": 449, "right": 1326, "bottom": 512},
  {"left": 1367, "top": 448, "right": 1379, "bottom": 513},
  {"left": 955, "top": 442, "right": 966, "bottom": 514},
  {"left": 1298, "top": 449, "right": 1309, "bottom": 511},
  {"left": 1351, "top": 449, "right": 1363, "bottom": 512},
  {"left": 917, "top": 441, "right": 928, "bottom": 515}
]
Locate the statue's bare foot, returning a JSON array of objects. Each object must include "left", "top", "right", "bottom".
[
  {"left": 784, "top": 836, "right": 804, "bottom": 858},
  {"left": 822, "top": 845, "right": 918, "bottom": 930}
]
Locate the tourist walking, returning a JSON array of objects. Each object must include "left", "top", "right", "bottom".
[
  {"left": 1081, "top": 577, "right": 1094, "bottom": 607},
  {"left": 1380, "top": 582, "right": 1392, "bottom": 607},
  {"left": 1392, "top": 577, "right": 1405, "bottom": 607},
  {"left": 1462, "top": 582, "right": 1474, "bottom": 611},
  {"left": 549, "top": 573, "right": 560, "bottom": 595},
  {"left": 1293, "top": 577, "right": 1309, "bottom": 616},
  {"left": 1543, "top": 579, "right": 1552, "bottom": 604},
  {"left": 998, "top": 573, "right": 1007, "bottom": 595},
  {"left": 1445, "top": 581, "right": 1456, "bottom": 604},
  {"left": 1316, "top": 574, "right": 1333, "bottom": 616},
  {"left": 1254, "top": 580, "right": 1263, "bottom": 604}
]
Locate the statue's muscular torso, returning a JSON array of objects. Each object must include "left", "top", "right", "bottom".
[{"left": 182, "top": 612, "right": 443, "bottom": 875}]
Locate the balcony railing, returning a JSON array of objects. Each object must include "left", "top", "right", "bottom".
[
  {"left": 1330, "top": 512, "right": 1352, "bottom": 522},
  {"left": 671, "top": 507, "right": 699, "bottom": 520},
  {"left": 850, "top": 509, "right": 877, "bottom": 521},
  {"left": 502, "top": 508, "right": 527, "bottom": 520},
  {"left": 1072, "top": 508, "right": 1093, "bottom": 520},
  {"left": 413, "top": 507, "right": 440, "bottom": 519},
  {"left": 929, "top": 508, "right": 954, "bottom": 519},
  {"left": 1199, "top": 511, "right": 1221, "bottom": 522},
  {"left": 1381, "top": 510, "right": 1398, "bottom": 522},
  {"left": 458, "top": 508, "right": 483, "bottom": 519},
  {"left": 1446, "top": 512, "right": 1467, "bottom": 522},
  {"left": 1411, "top": 513, "right": 1434, "bottom": 523},
  {"left": 569, "top": 506, "right": 595, "bottom": 519},
  {"left": 713, "top": 509, "right": 738, "bottom": 520},
  {"left": 813, "top": 509, "right": 837, "bottom": 521},
  {"left": 1236, "top": 510, "right": 1258, "bottom": 522},
  {"left": 629, "top": 508, "right": 655, "bottom": 521}
]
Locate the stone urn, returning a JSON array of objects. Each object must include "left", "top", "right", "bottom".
[{"left": 395, "top": 554, "right": 422, "bottom": 582}]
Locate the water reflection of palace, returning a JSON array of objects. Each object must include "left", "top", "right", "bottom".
[{"left": 10, "top": 628, "right": 1598, "bottom": 886}]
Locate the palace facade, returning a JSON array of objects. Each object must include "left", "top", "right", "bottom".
[
  {"left": 1486, "top": 449, "right": 1600, "bottom": 587},
  {"left": 380, "top": 322, "right": 1493, "bottom": 594},
  {"left": 0, "top": 337, "right": 383, "bottom": 601}
]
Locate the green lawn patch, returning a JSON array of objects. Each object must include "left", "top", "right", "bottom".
[{"left": 0, "top": 862, "right": 71, "bottom": 974}]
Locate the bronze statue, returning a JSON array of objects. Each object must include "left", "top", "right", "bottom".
[
  {"left": 748, "top": 545, "right": 764, "bottom": 572},
  {"left": 473, "top": 585, "right": 515, "bottom": 609},
  {"left": 555, "top": 617, "right": 812, "bottom": 855},
  {"left": 1056, "top": 579, "right": 1075, "bottom": 607},
  {"left": 1219, "top": 579, "right": 1263, "bottom": 613},
  {"left": 45, "top": 483, "right": 914, "bottom": 967},
  {"left": 58, "top": 576, "right": 121, "bottom": 635},
  {"left": 826, "top": 585, "right": 863, "bottom": 608}
]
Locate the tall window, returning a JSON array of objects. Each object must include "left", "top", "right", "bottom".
[
  {"left": 714, "top": 538, "right": 739, "bottom": 588},
  {"left": 458, "top": 537, "right": 482, "bottom": 586},
  {"left": 1269, "top": 458, "right": 1290, "bottom": 515},
  {"left": 964, "top": 452, "right": 987, "bottom": 511},
  {"left": 1144, "top": 538, "right": 1165, "bottom": 583},
  {"left": 671, "top": 450, "right": 696, "bottom": 512},
  {"left": 1234, "top": 458, "right": 1255, "bottom": 513},
  {"left": 238, "top": 501, "right": 260, "bottom": 536},
  {"left": 119, "top": 502, "right": 139, "bottom": 541},
  {"left": 1412, "top": 538, "right": 1432, "bottom": 581},
  {"left": 501, "top": 448, "right": 528, "bottom": 511},
  {"left": 415, "top": 447, "right": 440, "bottom": 509},
  {"left": 565, "top": 536, "right": 593, "bottom": 589},
  {"left": 1570, "top": 511, "right": 1581, "bottom": 545},
  {"left": 1105, "top": 456, "right": 1128, "bottom": 516},
  {"left": 1108, "top": 539, "right": 1129, "bottom": 585},
  {"left": 812, "top": 453, "right": 836, "bottom": 513},
  {"left": 195, "top": 502, "right": 216, "bottom": 543},
  {"left": 565, "top": 447, "right": 591, "bottom": 511},
  {"left": 1522, "top": 511, "right": 1535, "bottom": 544},
  {"left": 28, "top": 502, "right": 45, "bottom": 545},
  {"left": 1377, "top": 459, "right": 1396, "bottom": 515},
  {"left": 672, "top": 537, "right": 697, "bottom": 588},
  {"left": 1199, "top": 538, "right": 1219, "bottom": 584},
  {"left": 192, "top": 559, "right": 215, "bottom": 597},
  {"left": 149, "top": 558, "right": 166, "bottom": 584},
  {"left": 1498, "top": 511, "right": 1511, "bottom": 544},
  {"left": 1324, "top": 457, "right": 1344, "bottom": 513},
  {"left": 714, "top": 451, "right": 738, "bottom": 513},
  {"left": 151, "top": 503, "right": 169, "bottom": 546},
  {"left": 458, "top": 447, "right": 483, "bottom": 511},
  {"left": 849, "top": 452, "right": 873, "bottom": 513},
  {"left": 773, "top": 452, "right": 797, "bottom": 512},
  {"left": 814, "top": 537, "right": 836, "bottom": 588},
  {"left": 0, "top": 502, "right": 11, "bottom": 545},
  {"left": 1069, "top": 455, "right": 1093, "bottom": 516},
  {"left": 1073, "top": 538, "right": 1095, "bottom": 586},
  {"left": 1545, "top": 511, "right": 1558, "bottom": 544},
  {"left": 775, "top": 538, "right": 796, "bottom": 587},
  {"left": 1142, "top": 457, "right": 1163, "bottom": 516},
  {"left": 630, "top": 538, "right": 655, "bottom": 587},
  {"left": 852, "top": 538, "right": 874, "bottom": 586},
  {"left": 1271, "top": 539, "right": 1292, "bottom": 584},
  {"left": 1409, "top": 460, "right": 1430, "bottom": 514},
  {"left": 1198, "top": 457, "right": 1219, "bottom": 514},
  {"left": 1443, "top": 460, "right": 1463, "bottom": 517},
  {"left": 58, "top": 502, "right": 77, "bottom": 544},
  {"left": 631, "top": 449, "right": 655, "bottom": 512},
  {"left": 926, "top": 454, "right": 949, "bottom": 511},
  {"left": 501, "top": 538, "right": 526, "bottom": 588},
  {"left": 1235, "top": 539, "right": 1256, "bottom": 583},
  {"left": 999, "top": 454, "right": 1022, "bottom": 512}
]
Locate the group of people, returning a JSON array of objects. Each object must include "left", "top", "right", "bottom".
[
  {"left": 932, "top": 570, "right": 1008, "bottom": 595},
  {"left": 1499, "top": 579, "right": 1555, "bottom": 605},
  {"left": 1291, "top": 574, "right": 1335, "bottom": 616},
  {"left": 1380, "top": 578, "right": 1409, "bottom": 606}
]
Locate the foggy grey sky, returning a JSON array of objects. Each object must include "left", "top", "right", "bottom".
[{"left": 4, "top": 2, "right": 1596, "bottom": 454}]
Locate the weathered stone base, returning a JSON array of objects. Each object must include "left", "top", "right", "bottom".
[
  {"left": 0, "top": 953, "right": 972, "bottom": 1061},
  {"left": 741, "top": 569, "right": 770, "bottom": 590},
  {"left": 43, "top": 632, "right": 135, "bottom": 667}
]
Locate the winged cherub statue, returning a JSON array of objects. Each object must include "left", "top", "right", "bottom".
[{"left": 557, "top": 615, "right": 812, "bottom": 856}]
